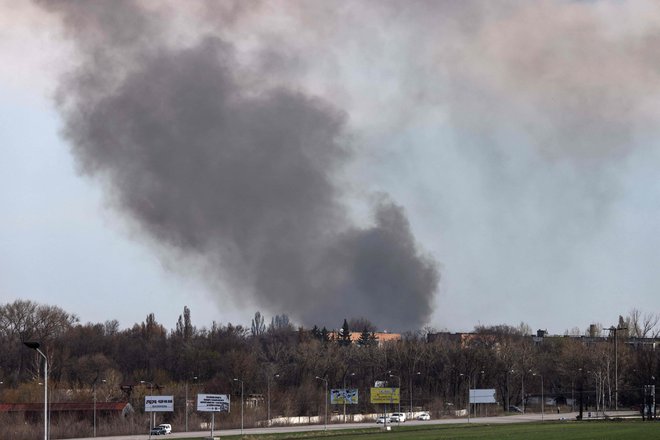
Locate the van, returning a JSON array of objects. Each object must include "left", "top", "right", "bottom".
[{"left": 156, "top": 424, "right": 172, "bottom": 434}]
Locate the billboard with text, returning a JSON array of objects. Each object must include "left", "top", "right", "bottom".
[
  {"left": 145, "top": 395, "right": 174, "bottom": 412},
  {"left": 197, "top": 394, "right": 230, "bottom": 412},
  {"left": 370, "top": 387, "right": 400, "bottom": 404}
]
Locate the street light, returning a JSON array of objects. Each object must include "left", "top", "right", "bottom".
[
  {"left": 388, "top": 372, "right": 401, "bottom": 418},
  {"left": 459, "top": 373, "right": 470, "bottom": 423},
  {"left": 521, "top": 370, "right": 526, "bottom": 414},
  {"left": 609, "top": 324, "right": 627, "bottom": 411},
  {"left": 506, "top": 369, "right": 514, "bottom": 412},
  {"left": 315, "top": 376, "right": 328, "bottom": 431},
  {"left": 24, "top": 341, "right": 47, "bottom": 440},
  {"left": 233, "top": 378, "right": 244, "bottom": 435},
  {"left": 141, "top": 380, "right": 155, "bottom": 436},
  {"left": 532, "top": 372, "right": 544, "bottom": 421},
  {"left": 267, "top": 373, "right": 280, "bottom": 427},
  {"left": 185, "top": 376, "right": 197, "bottom": 432},
  {"left": 93, "top": 377, "right": 106, "bottom": 437},
  {"left": 410, "top": 371, "right": 420, "bottom": 418},
  {"left": 342, "top": 372, "right": 355, "bottom": 423}
]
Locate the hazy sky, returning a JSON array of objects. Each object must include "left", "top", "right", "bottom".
[{"left": 2, "top": 0, "right": 660, "bottom": 334}]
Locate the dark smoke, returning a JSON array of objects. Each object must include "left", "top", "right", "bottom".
[{"left": 40, "top": 1, "right": 439, "bottom": 330}]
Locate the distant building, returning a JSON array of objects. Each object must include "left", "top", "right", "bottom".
[{"left": 329, "top": 330, "right": 401, "bottom": 347}]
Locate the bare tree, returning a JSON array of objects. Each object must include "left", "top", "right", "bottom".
[{"left": 628, "top": 309, "right": 659, "bottom": 338}]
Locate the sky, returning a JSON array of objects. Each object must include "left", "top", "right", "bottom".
[{"left": 2, "top": 0, "right": 660, "bottom": 334}]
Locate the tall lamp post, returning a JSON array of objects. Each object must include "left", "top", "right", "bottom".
[
  {"left": 93, "top": 377, "right": 106, "bottom": 437},
  {"left": 609, "top": 325, "right": 627, "bottom": 411},
  {"left": 459, "top": 373, "right": 470, "bottom": 423},
  {"left": 24, "top": 342, "right": 47, "bottom": 440},
  {"left": 532, "top": 372, "right": 544, "bottom": 421},
  {"left": 342, "top": 372, "right": 355, "bottom": 423},
  {"left": 409, "top": 371, "right": 420, "bottom": 418},
  {"left": 388, "top": 372, "right": 401, "bottom": 418},
  {"left": 141, "top": 380, "right": 155, "bottom": 436},
  {"left": 521, "top": 371, "right": 526, "bottom": 414},
  {"left": 185, "top": 376, "right": 198, "bottom": 432},
  {"left": 506, "top": 369, "right": 514, "bottom": 412},
  {"left": 315, "top": 376, "right": 328, "bottom": 431},
  {"left": 267, "top": 373, "right": 279, "bottom": 427},
  {"left": 233, "top": 378, "right": 244, "bottom": 435}
]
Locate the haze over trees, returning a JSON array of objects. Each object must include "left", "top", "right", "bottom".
[{"left": 0, "top": 300, "right": 658, "bottom": 438}]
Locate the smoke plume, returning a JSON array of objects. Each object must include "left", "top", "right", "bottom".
[
  {"left": 38, "top": 0, "right": 439, "bottom": 331},
  {"left": 36, "top": 0, "right": 660, "bottom": 332}
]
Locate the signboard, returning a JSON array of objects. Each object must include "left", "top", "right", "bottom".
[
  {"left": 331, "top": 388, "right": 358, "bottom": 404},
  {"left": 197, "top": 394, "right": 230, "bottom": 412},
  {"left": 370, "top": 387, "right": 400, "bottom": 404},
  {"left": 469, "top": 389, "right": 497, "bottom": 404},
  {"left": 145, "top": 395, "right": 174, "bottom": 412}
]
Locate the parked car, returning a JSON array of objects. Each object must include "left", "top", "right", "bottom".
[
  {"left": 376, "top": 415, "right": 391, "bottom": 424},
  {"left": 150, "top": 426, "right": 167, "bottom": 435},
  {"left": 390, "top": 412, "right": 406, "bottom": 422},
  {"left": 417, "top": 412, "right": 431, "bottom": 420},
  {"left": 156, "top": 424, "right": 172, "bottom": 434},
  {"left": 508, "top": 406, "right": 523, "bottom": 413}
]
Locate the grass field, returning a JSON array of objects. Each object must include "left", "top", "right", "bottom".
[{"left": 179, "top": 421, "right": 659, "bottom": 440}]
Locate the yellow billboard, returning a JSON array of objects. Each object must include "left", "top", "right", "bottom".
[{"left": 370, "top": 387, "right": 400, "bottom": 404}]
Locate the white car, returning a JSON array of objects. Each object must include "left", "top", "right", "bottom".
[
  {"left": 417, "top": 412, "right": 431, "bottom": 421},
  {"left": 376, "top": 415, "right": 391, "bottom": 424},
  {"left": 390, "top": 412, "right": 406, "bottom": 422},
  {"left": 155, "top": 424, "right": 172, "bottom": 434}
]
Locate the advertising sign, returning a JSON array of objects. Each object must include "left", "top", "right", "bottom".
[
  {"left": 469, "top": 389, "right": 497, "bottom": 404},
  {"left": 370, "top": 387, "right": 400, "bottom": 404},
  {"left": 331, "top": 388, "right": 358, "bottom": 404},
  {"left": 145, "top": 395, "right": 174, "bottom": 412},
  {"left": 197, "top": 393, "right": 230, "bottom": 412}
]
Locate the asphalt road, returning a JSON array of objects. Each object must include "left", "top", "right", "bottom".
[{"left": 70, "top": 411, "right": 639, "bottom": 440}]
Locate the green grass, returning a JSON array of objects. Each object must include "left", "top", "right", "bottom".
[{"left": 175, "top": 420, "right": 659, "bottom": 440}]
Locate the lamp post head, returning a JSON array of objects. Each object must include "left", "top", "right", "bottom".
[{"left": 24, "top": 341, "right": 40, "bottom": 350}]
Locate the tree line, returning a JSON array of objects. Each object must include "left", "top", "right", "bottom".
[{"left": 0, "top": 299, "right": 658, "bottom": 432}]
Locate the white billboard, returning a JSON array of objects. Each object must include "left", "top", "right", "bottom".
[
  {"left": 197, "top": 393, "right": 230, "bottom": 412},
  {"left": 469, "top": 389, "right": 497, "bottom": 404},
  {"left": 145, "top": 395, "right": 174, "bottom": 412}
]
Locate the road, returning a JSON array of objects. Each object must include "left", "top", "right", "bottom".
[{"left": 70, "top": 411, "right": 638, "bottom": 440}]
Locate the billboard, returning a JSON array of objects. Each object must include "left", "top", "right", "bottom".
[
  {"left": 331, "top": 388, "right": 358, "bottom": 404},
  {"left": 370, "top": 387, "right": 400, "bottom": 404},
  {"left": 197, "top": 394, "right": 230, "bottom": 412},
  {"left": 469, "top": 389, "right": 497, "bottom": 404},
  {"left": 145, "top": 395, "right": 174, "bottom": 412}
]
